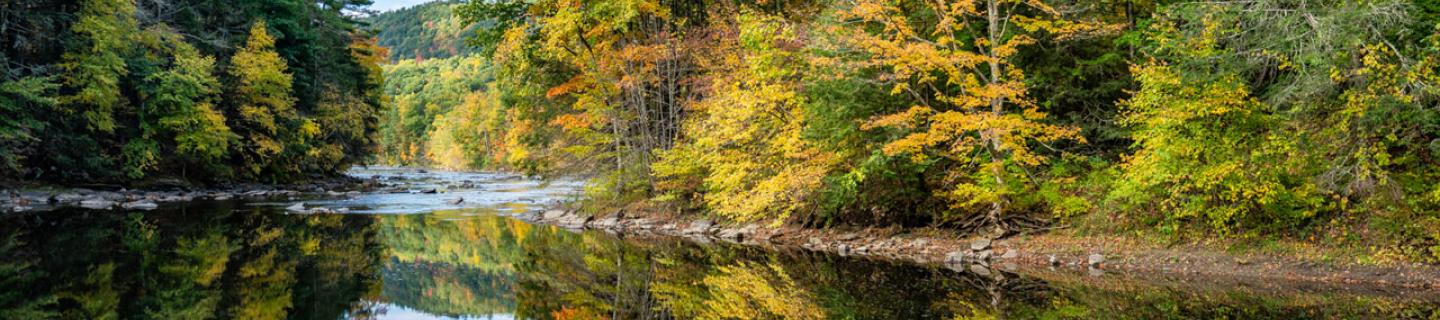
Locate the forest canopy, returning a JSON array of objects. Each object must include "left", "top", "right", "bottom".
[{"left": 0, "top": 0, "right": 386, "bottom": 183}]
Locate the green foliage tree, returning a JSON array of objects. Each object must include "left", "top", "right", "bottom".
[
  {"left": 0, "top": 77, "right": 57, "bottom": 176},
  {"left": 127, "top": 28, "right": 237, "bottom": 179},
  {"left": 60, "top": 0, "right": 137, "bottom": 134}
]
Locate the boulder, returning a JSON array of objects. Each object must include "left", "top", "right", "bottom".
[
  {"left": 446, "top": 198, "right": 465, "bottom": 205},
  {"left": 79, "top": 199, "right": 116, "bottom": 210},
  {"left": 969, "top": 264, "right": 993, "bottom": 278},
  {"left": 682, "top": 220, "right": 714, "bottom": 235},
  {"left": 1088, "top": 253, "right": 1105, "bottom": 267},
  {"left": 716, "top": 227, "right": 743, "bottom": 240},
  {"left": 53, "top": 193, "right": 87, "bottom": 203},
  {"left": 945, "top": 251, "right": 967, "bottom": 264},
  {"left": 286, "top": 202, "right": 308, "bottom": 213},
  {"left": 121, "top": 200, "right": 159, "bottom": 210},
  {"left": 591, "top": 217, "right": 621, "bottom": 229},
  {"left": 975, "top": 250, "right": 993, "bottom": 261},
  {"left": 541, "top": 209, "right": 568, "bottom": 221},
  {"left": 1001, "top": 249, "right": 1019, "bottom": 259},
  {"left": 970, "top": 238, "right": 992, "bottom": 251}
]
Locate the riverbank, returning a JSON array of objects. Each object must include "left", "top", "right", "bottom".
[
  {"left": 0, "top": 175, "right": 375, "bottom": 213},
  {"left": 520, "top": 208, "right": 1440, "bottom": 292}
]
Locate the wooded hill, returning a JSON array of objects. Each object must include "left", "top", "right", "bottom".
[{"left": 364, "top": 1, "right": 483, "bottom": 62}]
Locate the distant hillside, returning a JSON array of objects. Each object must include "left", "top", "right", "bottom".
[{"left": 365, "top": 1, "right": 481, "bottom": 62}]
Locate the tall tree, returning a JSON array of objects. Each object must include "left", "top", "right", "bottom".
[
  {"left": 228, "top": 20, "right": 301, "bottom": 178},
  {"left": 60, "top": 0, "right": 138, "bottom": 134},
  {"left": 132, "top": 29, "right": 236, "bottom": 179},
  {"left": 846, "top": 0, "right": 1112, "bottom": 230}
]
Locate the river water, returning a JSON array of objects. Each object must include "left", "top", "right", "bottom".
[{"left": 1, "top": 167, "right": 1437, "bottom": 319}]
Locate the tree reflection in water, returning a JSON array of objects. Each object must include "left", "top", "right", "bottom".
[{"left": 1, "top": 206, "right": 1437, "bottom": 319}]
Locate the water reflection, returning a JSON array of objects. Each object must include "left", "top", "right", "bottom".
[
  {"left": 0, "top": 203, "right": 384, "bottom": 320},
  {"left": 2, "top": 204, "right": 1438, "bottom": 319}
]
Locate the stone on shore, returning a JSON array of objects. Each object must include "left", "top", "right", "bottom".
[
  {"left": 970, "top": 238, "right": 991, "bottom": 251},
  {"left": 1088, "top": 253, "right": 1106, "bottom": 267},
  {"left": 1001, "top": 249, "right": 1019, "bottom": 259},
  {"left": 122, "top": 200, "right": 159, "bottom": 210},
  {"left": 286, "top": 202, "right": 307, "bottom": 213},
  {"left": 945, "top": 251, "right": 967, "bottom": 264},
  {"left": 79, "top": 199, "right": 116, "bottom": 210},
  {"left": 683, "top": 219, "right": 714, "bottom": 235}
]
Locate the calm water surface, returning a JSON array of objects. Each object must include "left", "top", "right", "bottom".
[{"left": 1, "top": 167, "right": 1437, "bottom": 319}]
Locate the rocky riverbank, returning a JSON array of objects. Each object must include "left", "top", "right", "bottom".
[
  {"left": 519, "top": 209, "right": 1440, "bottom": 292},
  {"left": 0, "top": 176, "right": 379, "bottom": 213}
]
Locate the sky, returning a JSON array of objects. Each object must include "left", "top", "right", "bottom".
[{"left": 369, "top": 0, "right": 436, "bottom": 12}]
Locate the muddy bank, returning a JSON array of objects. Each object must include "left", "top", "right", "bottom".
[{"left": 519, "top": 209, "right": 1440, "bottom": 292}]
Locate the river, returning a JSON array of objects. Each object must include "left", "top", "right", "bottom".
[{"left": 1, "top": 167, "right": 1436, "bottom": 319}]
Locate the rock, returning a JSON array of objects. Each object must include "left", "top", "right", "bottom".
[
  {"left": 1001, "top": 249, "right": 1019, "bottom": 259},
  {"left": 95, "top": 191, "right": 124, "bottom": 201},
  {"left": 446, "top": 198, "right": 465, "bottom": 205},
  {"left": 969, "top": 264, "right": 993, "bottom": 278},
  {"left": 976, "top": 250, "right": 993, "bottom": 261},
  {"left": 808, "top": 237, "right": 823, "bottom": 246},
  {"left": 738, "top": 224, "right": 760, "bottom": 236},
  {"left": 716, "top": 227, "right": 743, "bottom": 240},
  {"left": 591, "top": 217, "right": 621, "bottom": 229},
  {"left": 682, "top": 219, "right": 714, "bottom": 235},
  {"left": 333, "top": 207, "right": 350, "bottom": 214},
  {"left": 541, "top": 209, "right": 568, "bottom": 220},
  {"left": 346, "top": 191, "right": 361, "bottom": 196},
  {"left": 286, "top": 202, "right": 307, "bottom": 213},
  {"left": 20, "top": 192, "right": 50, "bottom": 204},
  {"left": 121, "top": 200, "right": 159, "bottom": 210},
  {"left": 326, "top": 191, "right": 345, "bottom": 197},
  {"left": 1088, "top": 253, "right": 1105, "bottom": 267},
  {"left": 837, "top": 244, "right": 850, "bottom": 255},
  {"left": 838, "top": 233, "right": 859, "bottom": 241},
  {"left": 554, "top": 212, "right": 591, "bottom": 229},
  {"left": 1048, "top": 255, "right": 1060, "bottom": 266},
  {"left": 79, "top": 199, "right": 116, "bottom": 210},
  {"left": 945, "top": 251, "right": 967, "bottom": 264},
  {"left": 53, "top": 193, "right": 86, "bottom": 203},
  {"left": 970, "top": 238, "right": 992, "bottom": 251},
  {"left": 10, "top": 206, "right": 32, "bottom": 212},
  {"left": 913, "top": 238, "right": 929, "bottom": 247}
]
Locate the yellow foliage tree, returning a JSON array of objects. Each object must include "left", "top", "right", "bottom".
[
  {"left": 654, "top": 10, "right": 836, "bottom": 225},
  {"left": 843, "top": 0, "right": 1113, "bottom": 229}
]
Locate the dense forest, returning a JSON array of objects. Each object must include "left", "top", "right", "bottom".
[
  {"left": 364, "top": 0, "right": 483, "bottom": 62},
  {"left": 367, "top": 0, "right": 1440, "bottom": 263},
  {"left": 0, "top": 0, "right": 386, "bottom": 183}
]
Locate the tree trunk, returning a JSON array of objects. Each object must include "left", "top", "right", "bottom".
[{"left": 985, "top": 0, "right": 1007, "bottom": 231}]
